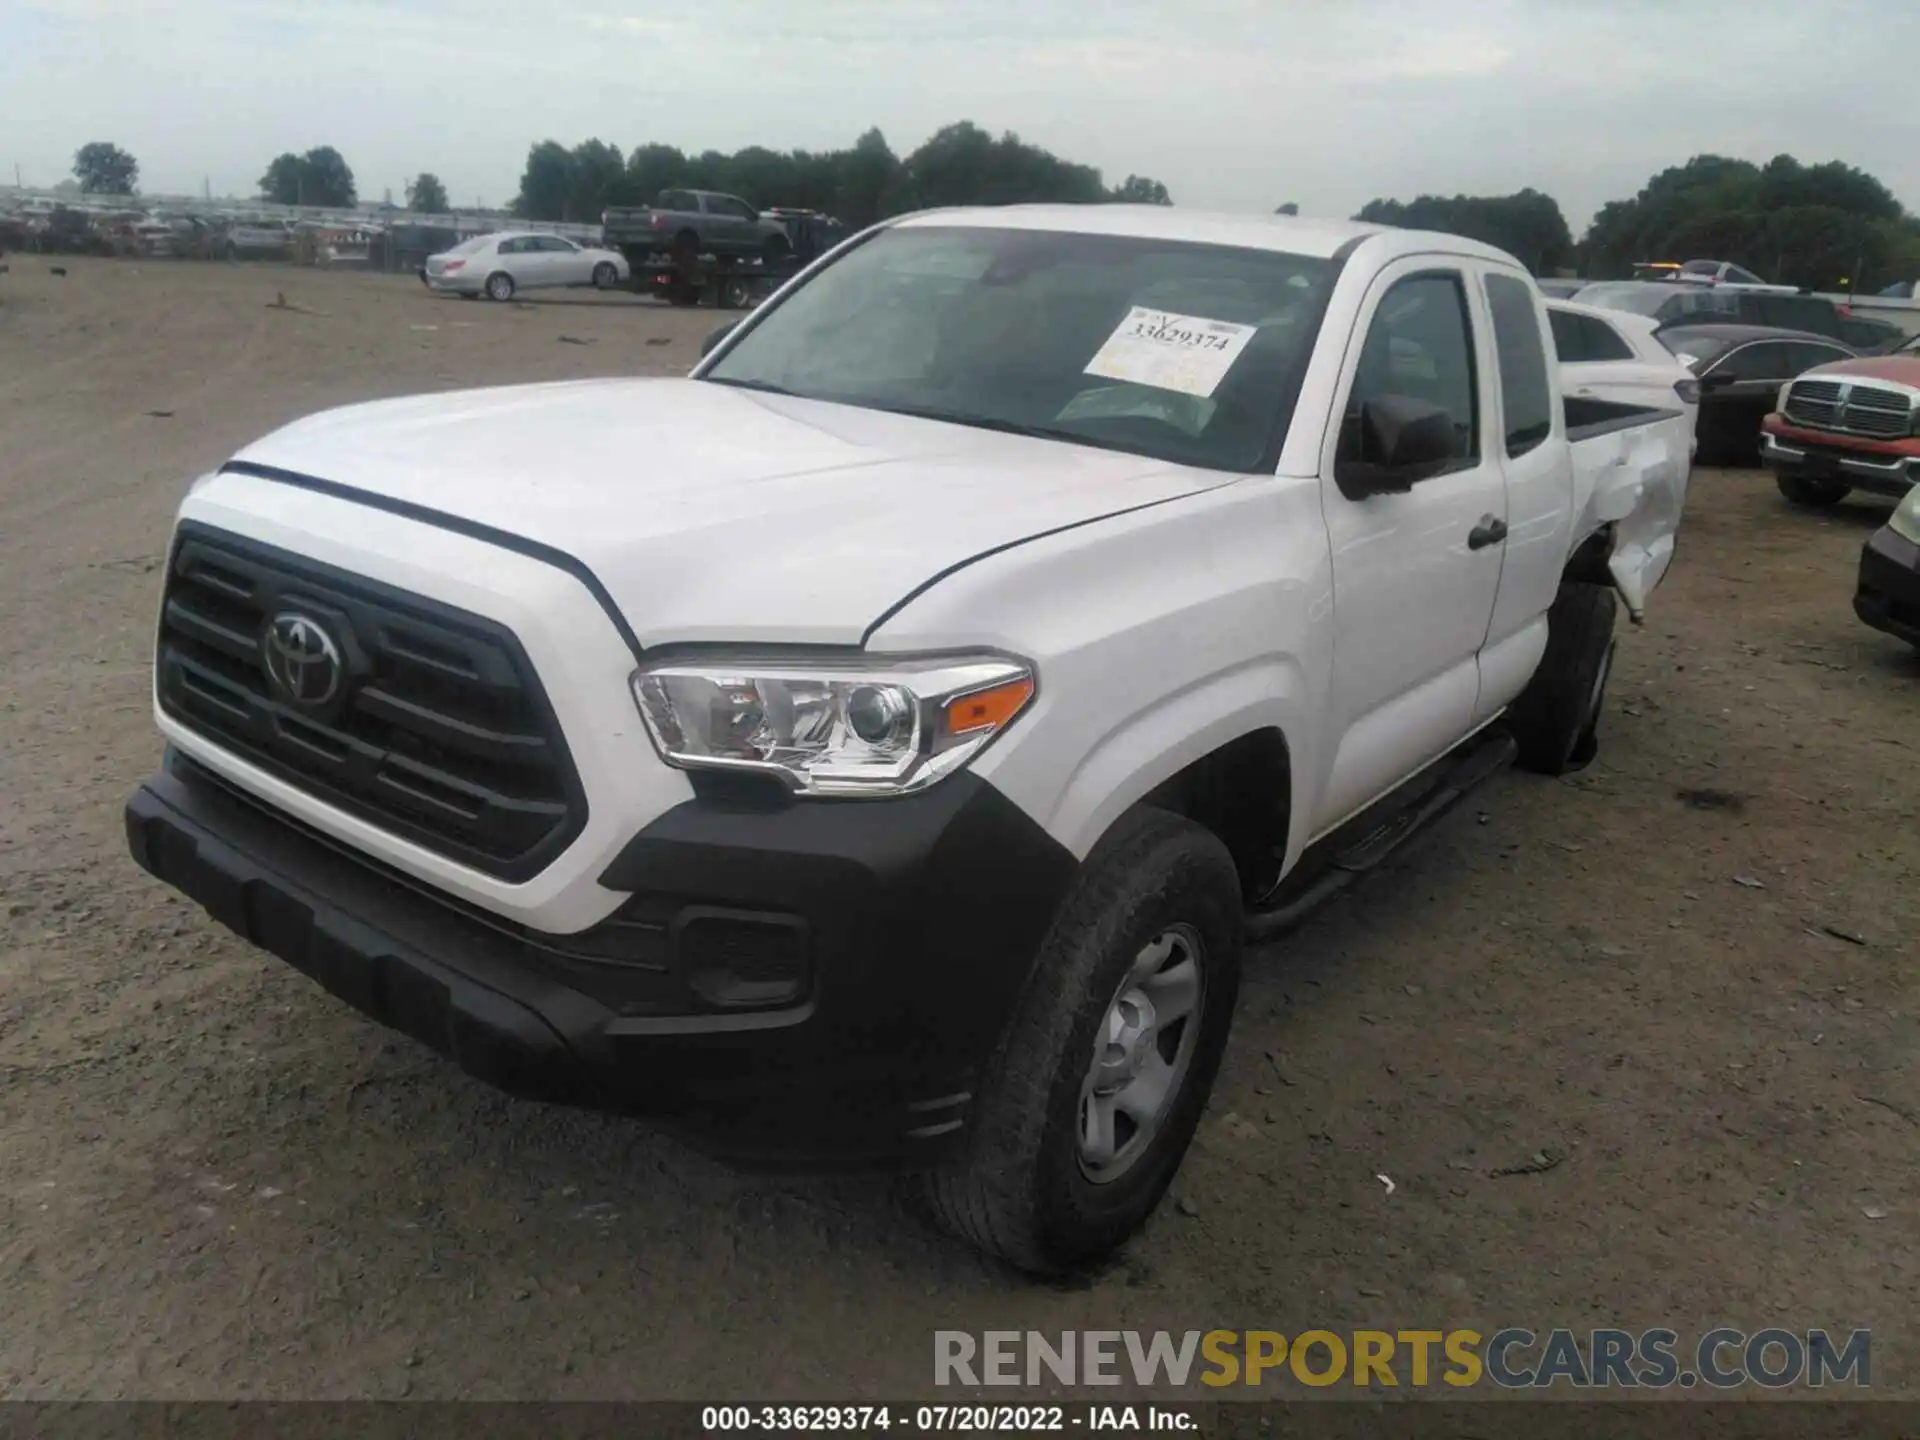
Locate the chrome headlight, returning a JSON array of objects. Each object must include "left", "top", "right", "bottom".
[
  {"left": 1890, "top": 486, "right": 1920, "bottom": 546},
  {"left": 631, "top": 654, "right": 1035, "bottom": 796}
]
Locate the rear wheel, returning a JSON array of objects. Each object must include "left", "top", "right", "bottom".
[
  {"left": 591, "top": 261, "right": 618, "bottom": 290},
  {"left": 484, "top": 271, "right": 515, "bottom": 302},
  {"left": 1776, "top": 473, "right": 1851, "bottom": 508},
  {"left": 1508, "top": 582, "right": 1618, "bottom": 776},
  {"left": 923, "top": 807, "right": 1242, "bottom": 1274},
  {"left": 718, "top": 276, "right": 753, "bottom": 311}
]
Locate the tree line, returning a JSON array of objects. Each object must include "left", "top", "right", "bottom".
[
  {"left": 510, "top": 123, "right": 1170, "bottom": 231},
  {"left": 65, "top": 134, "right": 1920, "bottom": 290}
]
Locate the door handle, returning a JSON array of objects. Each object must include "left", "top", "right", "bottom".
[{"left": 1467, "top": 515, "right": 1508, "bottom": 551}]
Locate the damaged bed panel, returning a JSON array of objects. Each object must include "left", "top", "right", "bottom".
[{"left": 1567, "top": 397, "right": 1694, "bottom": 621}]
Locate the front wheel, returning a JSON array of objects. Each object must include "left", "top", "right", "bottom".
[
  {"left": 1776, "top": 473, "right": 1850, "bottom": 508},
  {"left": 484, "top": 271, "right": 515, "bottom": 302},
  {"left": 1508, "top": 582, "right": 1618, "bottom": 776},
  {"left": 924, "top": 807, "right": 1242, "bottom": 1274}
]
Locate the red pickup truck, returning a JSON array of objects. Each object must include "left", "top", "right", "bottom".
[{"left": 1760, "top": 335, "right": 1920, "bottom": 508}]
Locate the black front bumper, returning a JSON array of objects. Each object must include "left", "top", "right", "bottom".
[
  {"left": 126, "top": 752, "right": 1078, "bottom": 1167},
  {"left": 1855, "top": 525, "right": 1920, "bottom": 648}
]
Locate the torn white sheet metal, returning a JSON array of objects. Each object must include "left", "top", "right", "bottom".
[
  {"left": 1570, "top": 413, "right": 1693, "bottom": 622},
  {"left": 1083, "top": 307, "right": 1258, "bottom": 398}
]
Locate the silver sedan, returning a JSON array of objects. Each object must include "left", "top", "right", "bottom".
[{"left": 422, "top": 231, "right": 629, "bottom": 301}]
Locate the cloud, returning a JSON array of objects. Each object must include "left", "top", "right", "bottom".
[{"left": 1, "top": 0, "right": 1915, "bottom": 229}]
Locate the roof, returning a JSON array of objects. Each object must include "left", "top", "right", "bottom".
[
  {"left": 1655, "top": 322, "right": 1854, "bottom": 347},
  {"left": 888, "top": 204, "right": 1528, "bottom": 266}
]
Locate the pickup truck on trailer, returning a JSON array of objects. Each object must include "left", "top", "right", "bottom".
[
  {"left": 601, "top": 188, "right": 793, "bottom": 267},
  {"left": 126, "top": 207, "right": 1693, "bottom": 1274}
]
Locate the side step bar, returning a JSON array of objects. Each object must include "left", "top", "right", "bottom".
[{"left": 1244, "top": 728, "right": 1518, "bottom": 941}]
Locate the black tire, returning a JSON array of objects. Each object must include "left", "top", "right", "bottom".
[
  {"left": 484, "top": 271, "right": 515, "bottom": 302},
  {"left": 1776, "top": 473, "right": 1850, "bottom": 508},
  {"left": 718, "top": 277, "right": 752, "bottom": 311},
  {"left": 1508, "top": 582, "right": 1618, "bottom": 776},
  {"left": 591, "top": 261, "right": 618, "bottom": 290},
  {"left": 924, "top": 807, "right": 1242, "bottom": 1275}
]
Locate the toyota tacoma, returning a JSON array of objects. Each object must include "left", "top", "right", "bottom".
[{"left": 126, "top": 207, "right": 1693, "bottom": 1273}]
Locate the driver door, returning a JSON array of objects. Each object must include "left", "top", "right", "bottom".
[{"left": 1311, "top": 262, "right": 1508, "bottom": 833}]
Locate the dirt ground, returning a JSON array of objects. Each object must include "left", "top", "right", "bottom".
[{"left": 0, "top": 258, "right": 1914, "bottom": 1401}]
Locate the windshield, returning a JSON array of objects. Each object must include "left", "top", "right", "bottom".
[{"left": 701, "top": 225, "right": 1334, "bottom": 473}]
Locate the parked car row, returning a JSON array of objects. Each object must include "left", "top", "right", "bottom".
[{"left": 1571, "top": 280, "right": 1907, "bottom": 352}]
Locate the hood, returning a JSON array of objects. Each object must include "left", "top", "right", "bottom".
[
  {"left": 1800, "top": 354, "right": 1920, "bottom": 389},
  {"left": 228, "top": 378, "right": 1231, "bottom": 647}
]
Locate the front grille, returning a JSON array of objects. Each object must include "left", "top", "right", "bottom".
[
  {"left": 1785, "top": 379, "right": 1914, "bottom": 439},
  {"left": 156, "top": 524, "right": 585, "bottom": 880}
]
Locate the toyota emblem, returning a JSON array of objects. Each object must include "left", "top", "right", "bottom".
[{"left": 263, "top": 612, "right": 344, "bottom": 706}]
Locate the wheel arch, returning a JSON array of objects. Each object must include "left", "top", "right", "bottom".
[{"left": 1018, "top": 660, "right": 1310, "bottom": 902}]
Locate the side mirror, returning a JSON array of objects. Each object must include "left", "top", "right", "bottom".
[
  {"left": 700, "top": 321, "right": 739, "bottom": 358},
  {"left": 1336, "top": 396, "right": 1460, "bottom": 497}
]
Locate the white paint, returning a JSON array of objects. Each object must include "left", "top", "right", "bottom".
[{"left": 162, "top": 206, "right": 1691, "bottom": 927}]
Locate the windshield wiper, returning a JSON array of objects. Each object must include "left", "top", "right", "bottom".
[{"left": 858, "top": 399, "right": 1144, "bottom": 455}]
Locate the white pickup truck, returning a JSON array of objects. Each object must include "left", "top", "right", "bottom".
[{"left": 126, "top": 207, "right": 1692, "bottom": 1274}]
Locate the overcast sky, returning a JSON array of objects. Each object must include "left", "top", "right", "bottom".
[{"left": 4, "top": 0, "right": 1915, "bottom": 228}]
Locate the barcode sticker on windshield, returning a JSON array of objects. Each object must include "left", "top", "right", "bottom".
[{"left": 1084, "top": 307, "right": 1259, "bottom": 398}]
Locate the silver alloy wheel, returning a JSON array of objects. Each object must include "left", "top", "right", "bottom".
[
  {"left": 1077, "top": 924, "right": 1206, "bottom": 1184},
  {"left": 486, "top": 272, "right": 514, "bottom": 301}
]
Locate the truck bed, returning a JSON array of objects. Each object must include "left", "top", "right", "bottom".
[{"left": 1565, "top": 395, "right": 1695, "bottom": 620}]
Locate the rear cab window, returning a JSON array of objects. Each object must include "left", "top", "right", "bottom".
[{"left": 1485, "top": 274, "right": 1553, "bottom": 455}]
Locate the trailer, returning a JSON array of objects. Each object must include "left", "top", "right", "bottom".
[
  {"left": 631, "top": 249, "right": 803, "bottom": 309},
  {"left": 616, "top": 207, "right": 848, "bottom": 309}
]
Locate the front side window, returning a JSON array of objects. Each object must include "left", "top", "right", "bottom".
[
  {"left": 712, "top": 196, "right": 757, "bottom": 221},
  {"left": 1336, "top": 272, "right": 1478, "bottom": 472},
  {"left": 1485, "top": 274, "right": 1553, "bottom": 456},
  {"left": 1786, "top": 342, "right": 1854, "bottom": 373},
  {"left": 702, "top": 225, "right": 1335, "bottom": 473}
]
